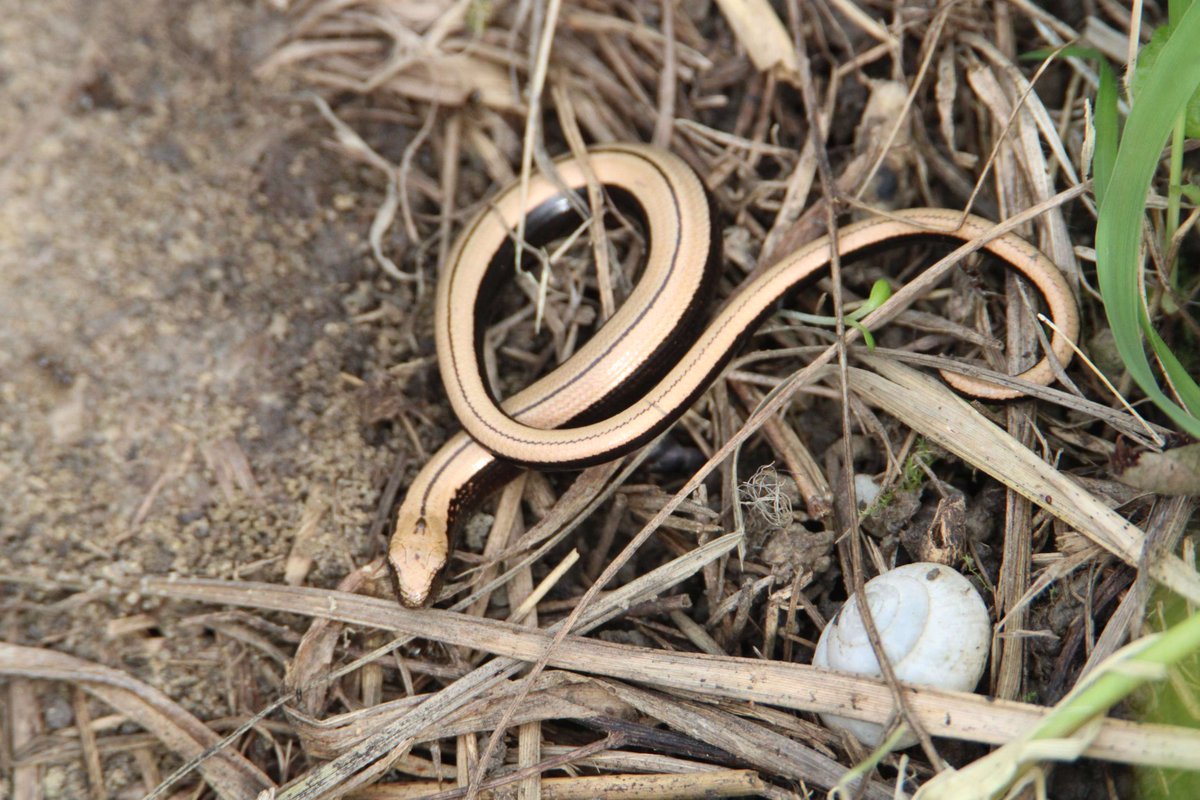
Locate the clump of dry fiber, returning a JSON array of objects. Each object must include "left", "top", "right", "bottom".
[{"left": 4, "top": 1, "right": 1199, "bottom": 799}]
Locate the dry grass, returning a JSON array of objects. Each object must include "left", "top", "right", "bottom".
[{"left": 5, "top": 0, "right": 1200, "bottom": 799}]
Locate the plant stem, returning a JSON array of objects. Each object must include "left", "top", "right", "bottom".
[
  {"left": 1029, "top": 610, "right": 1200, "bottom": 742},
  {"left": 1162, "top": 114, "right": 1186, "bottom": 313}
]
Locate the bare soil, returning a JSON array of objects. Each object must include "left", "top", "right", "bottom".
[{"left": 1, "top": 3, "right": 421, "bottom": 793}]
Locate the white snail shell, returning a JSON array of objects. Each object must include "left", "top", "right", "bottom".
[{"left": 812, "top": 562, "right": 990, "bottom": 747}]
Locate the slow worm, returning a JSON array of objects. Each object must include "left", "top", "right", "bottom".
[{"left": 388, "top": 143, "right": 1080, "bottom": 606}]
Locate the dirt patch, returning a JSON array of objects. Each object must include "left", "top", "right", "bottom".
[{"left": 0, "top": 3, "right": 425, "bottom": 791}]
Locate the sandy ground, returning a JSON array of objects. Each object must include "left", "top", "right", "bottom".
[{"left": 1, "top": 3, "right": 434, "bottom": 792}]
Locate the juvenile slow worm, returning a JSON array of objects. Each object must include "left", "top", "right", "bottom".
[{"left": 388, "top": 143, "right": 1080, "bottom": 606}]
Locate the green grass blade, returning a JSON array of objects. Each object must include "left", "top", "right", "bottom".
[
  {"left": 1095, "top": 1, "right": 1200, "bottom": 438},
  {"left": 1020, "top": 45, "right": 1107, "bottom": 62},
  {"left": 1031, "top": 611, "right": 1200, "bottom": 742},
  {"left": 1092, "top": 61, "right": 1119, "bottom": 208},
  {"left": 1148, "top": 327, "right": 1200, "bottom": 413},
  {"left": 1169, "top": 0, "right": 1195, "bottom": 29}
]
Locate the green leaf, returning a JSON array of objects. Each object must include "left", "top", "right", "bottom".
[
  {"left": 1169, "top": 0, "right": 1196, "bottom": 28},
  {"left": 1093, "top": 61, "right": 1119, "bottom": 208},
  {"left": 1131, "top": 25, "right": 1200, "bottom": 138},
  {"left": 1019, "top": 45, "right": 1108, "bottom": 62},
  {"left": 850, "top": 279, "right": 893, "bottom": 322},
  {"left": 1095, "top": 1, "right": 1200, "bottom": 437},
  {"left": 848, "top": 319, "right": 876, "bottom": 350},
  {"left": 1147, "top": 325, "right": 1200, "bottom": 415}
]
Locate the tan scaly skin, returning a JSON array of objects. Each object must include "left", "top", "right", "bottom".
[{"left": 388, "top": 143, "right": 1081, "bottom": 607}]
